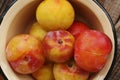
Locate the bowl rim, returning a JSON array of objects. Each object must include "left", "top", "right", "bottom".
[
  {"left": 0, "top": 0, "right": 17, "bottom": 25},
  {"left": 93, "top": 0, "right": 117, "bottom": 79},
  {"left": 0, "top": 0, "right": 117, "bottom": 80}
]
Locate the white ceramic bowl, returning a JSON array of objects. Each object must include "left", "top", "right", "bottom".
[{"left": 0, "top": 0, "right": 116, "bottom": 80}]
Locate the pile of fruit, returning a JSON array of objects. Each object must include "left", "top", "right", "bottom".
[{"left": 6, "top": 0, "right": 112, "bottom": 80}]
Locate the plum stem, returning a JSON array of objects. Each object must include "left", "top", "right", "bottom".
[
  {"left": 24, "top": 56, "right": 29, "bottom": 62},
  {"left": 58, "top": 39, "right": 63, "bottom": 44}
]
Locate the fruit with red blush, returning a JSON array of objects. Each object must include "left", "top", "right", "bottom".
[
  {"left": 6, "top": 34, "right": 45, "bottom": 74},
  {"left": 74, "top": 30, "right": 112, "bottom": 72},
  {"left": 42, "top": 30, "right": 75, "bottom": 63},
  {"left": 68, "top": 21, "right": 90, "bottom": 39},
  {"left": 53, "top": 60, "right": 89, "bottom": 80}
]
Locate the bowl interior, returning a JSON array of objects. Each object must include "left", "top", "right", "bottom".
[{"left": 0, "top": 0, "right": 115, "bottom": 80}]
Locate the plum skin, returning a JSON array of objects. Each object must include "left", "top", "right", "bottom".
[{"left": 6, "top": 34, "right": 45, "bottom": 74}]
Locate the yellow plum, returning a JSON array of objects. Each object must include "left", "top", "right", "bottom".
[{"left": 36, "top": 0, "right": 75, "bottom": 31}]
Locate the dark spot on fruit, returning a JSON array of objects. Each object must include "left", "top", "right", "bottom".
[
  {"left": 23, "top": 56, "right": 29, "bottom": 62},
  {"left": 67, "top": 61, "right": 74, "bottom": 68},
  {"left": 58, "top": 39, "right": 63, "bottom": 44}
]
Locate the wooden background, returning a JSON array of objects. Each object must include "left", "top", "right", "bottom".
[
  {"left": 99, "top": 0, "right": 120, "bottom": 80},
  {"left": 0, "top": 0, "right": 120, "bottom": 80}
]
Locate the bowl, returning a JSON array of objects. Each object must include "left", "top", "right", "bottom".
[{"left": 0, "top": 0, "right": 117, "bottom": 80}]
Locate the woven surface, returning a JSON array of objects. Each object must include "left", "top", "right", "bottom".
[{"left": 0, "top": 0, "right": 120, "bottom": 80}]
